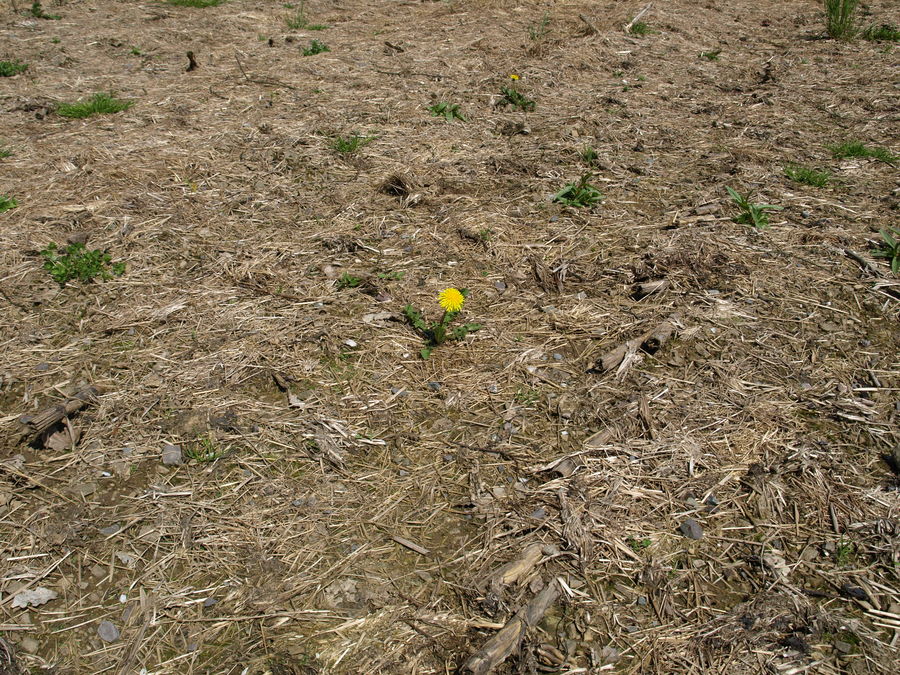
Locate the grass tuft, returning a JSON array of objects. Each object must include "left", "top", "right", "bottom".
[
  {"left": 823, "top": 0, "right": 859, "bottom": 40},
  {"left": 30, "top": 1, "right": 61, "bottom": 19},
  {"left": 332, "top": 133, "right": 374, "bottom": 155},
  {"left": 629, "top": 21, "right": 652, "bottom": 36},
  {"left": 784, "top": 163, "right": 831, "bottom": 187},
  {"left": 57, "top": 93, "right": 134, "bottom": 119},
  {"left": 860, "top": 23, "right": 900, "bottom": 42},
  {"left": 829, "top": 140, "right": 897, "bottom": 164},
  {"left": 0, "top": 60, "right": 28, "bottom": 77}
]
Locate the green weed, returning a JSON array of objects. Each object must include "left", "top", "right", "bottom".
[
  {"left": 872, "top": 226, "right": 900, "bottom": 275},
  {"left": 0, "top": 60, "right": 28, "bottom": 77},
  {"left": 185, "top": 435, "right": 226, "bottom": 463},
  {"left": 285, "top": 1, "right": 327, "bottom": 30},
  {"left": 336, "top": 272, "right": 362, "bottom": 289},
  {"left": 834, "top": 539, "right": 855, "bottom": 566},
  {"left": 30, "top": 1, "right": 61, "bottom": 19},
  {"left": 130, "top": 46, "right": 142, "bottom": 56},
  {"left": 403, "top": 288, "right": 480, "bottom": 360},
  {"left": 726, "top": 186, "right": 782, "bottom": 229},
  {"left": 0, "top": 147, "right": 12, "bottom": 159},
  {"left": 529, "top": 12, "right": 551, "bottom": 41},
  {"left": 57, "top": 93, "right": 134, "bottom": 119},
  {"left": 861, "top": 23, "right": 900, "bottom": 41},
  {"left": 499, "top": 86, "right": 536, "bottom": 112},
  {"left": 332, "top": 133, "right": 374, "bottom": 154},
  {"left": 629, "top": 21, "right": 652, "bottom": 36},
  {"left": 627, "top": 537, "right": 652, "bottom": 551},
  {"left": 377, "top": 270, "right": 405, "bottom": 281},
  {"left": 580, "top": 145, "right": 600, "bottom": 166},
  {"left": 699, "top": 49, "right": 721, "bottom": 61},
  {"left": 0, "top": 195, "right": 17, "bottom": 214},
  {"left": 301, "top": 40, "right": 329, "bottom": 56},
  {"left": 40, "top": 242, "right": 125, "bottom": 285},
  {"left": 784, "top": 163, "right": 831, "bottom": 187},
  {"left": 514, "top": 387, "right": 540, "bottom": 405},
  {"left": 553, "top": 173, "right": 604, "bottom": 208},
  {"left": 823, "top": 0, "right": 859, "bottom": 40},
  {"left": 428, "top": 102, "right": 466, "bottom": 122},
  {"left": 829, "top": 140, "right": 897, "bottom": 164},
  {"left": 166, "top": 0, "right": 224, "bottom": 7}
]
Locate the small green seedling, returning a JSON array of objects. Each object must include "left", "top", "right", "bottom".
[
  {"left": 699, "top": 49, "right": 721, "bottom": 60},
  {"left": 872, "top": 226, "right": 900, "bottom": 275},
  {"left": 834, "top": 539, "right": 855, "bottom": 566},
  {"left": 823, "top": 0, "right": 859, "bottom": 40},
  {"left": 0, "top": 60, "right": 28, "bottom": 77},
  {"left": 377, "top": 270, "right": 405, "bottom": 281},
  {"left": 186, "top": 435, "right": 226, "bottom": 463},
  {"left": 629, "top": 21, "right": 652, "bottom": 36},
  {"left": 0, "top": 147, "right": 12, "bottom": 158},
  {"left": 336, "top": 272, "right": 362, "bottom": 289},
  {"left": 784, "top": 163, "right": 831, "bottom": 187},
  {"left": 0, "top": 195, "right": 17, "bottom": 214},
  {"left": 40, "top": 242, "right": 125, "bottom": 285},
  {"left": 829, "top": 140, "right": 897, "bottom": 164},
  {"left": 580, "top": 146, "right": 600, "bottom": 166},
  {"left": 861, "top": 23, "right": 900, "bottom": 42},
  {"left": 31, "top": 1, "right": 61, "bottom": 19},
  {"left": 404, "top": 288, "right": 480, "bottom": 360},
  {"left": 332, "top": 133, "right": 374, "bottom": 154},
  {"left": 285, "top": 0, "right": 327, "bottom": 30},
  {"left": 428, "top": 102, "right": 466, "bottom": 122},
  {"left": 499, "top": 86, "right": 536, "bottom": 112},
  {"left": 528, "top": 12, "right": 551, "bottom": 41},
  {"left": 301, "top": 40, "right": 329, "bottom": 56},
  {"left": 726, "top": 186, "right": 782, "bottom": 229},
  {"left": 130, "top": 46, "right": 142, "bottom": 56},
  {"left": 553, "top": 173, "right": 604, "bottom": 208},
  {"left": 627, "top": 537, "right": 652, "bottom": 551},
  {"left": 57, "top": 93, "right": 134, "bottom": 119},
  {"left": 166, "top": 0, "right": 225, "bottom": 7}
]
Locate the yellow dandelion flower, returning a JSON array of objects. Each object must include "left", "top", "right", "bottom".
[
  {"left": 438, "top": 288, "right": 465, "bottom": 312},
  {"left": 509, "top": 74, "right": 519, "bottom": 80}
]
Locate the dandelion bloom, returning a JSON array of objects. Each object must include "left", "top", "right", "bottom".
[
  {"left": 438, "top": 288, "right": 465, "bottom": 312},
  {"left": 509, "top": 74, "right": 519, "bottom": 80}
]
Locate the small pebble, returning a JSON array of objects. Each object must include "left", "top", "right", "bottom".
[
  {"left": 679, "top": 518, "right": 704, "bottom": 540},
  {"left": 161, "top": 444, "right": 183, "bottom": 466},
  {"left": 203, "top": 597, "right": 218, "bottom": 608},
  {"left": 97, "top": 620, "right": 119, "bottom": 643},
  {"left": 531, "top": 507, "right": 547, "bottom": 520},
  {"left": 427, "top": 381, "right": 442, "bottom": 391},
  {"left": 552, "top": 353, "right": 564, "bottom": 361},
  {"left": 99, "top": 524, "right": 121, "bottom": 536}
]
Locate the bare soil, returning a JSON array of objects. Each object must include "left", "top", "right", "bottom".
[{"left": 1, "top": 1, "right": 898, "bottom": 673}]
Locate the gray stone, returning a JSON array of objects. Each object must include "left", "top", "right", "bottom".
[
  {"left": 161, "top": 444, "right": 183, "bottom": 466},
  {"left": 99, "top": 524, "right": 121, "bottom": 536},
  {"left": 97, "top": 620, "right": 119, "bottom": 642},
  {"left": 19, "top": 637, "right": 40, "bottom": 653},
  {"left": 679, "top": 518, "right": 704, "bottom": 540}
]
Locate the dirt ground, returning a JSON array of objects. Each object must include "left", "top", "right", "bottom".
[{"left": 1, "top": 0, "right": 899, "bottom": 673}]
